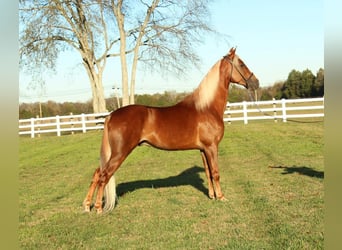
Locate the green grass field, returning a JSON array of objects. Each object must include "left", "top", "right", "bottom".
[{"left": 19, "top": 121, "right": 324, "bottom": 249}]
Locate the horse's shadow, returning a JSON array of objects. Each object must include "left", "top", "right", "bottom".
[
  {"left": 116, "top": 166, "right": 208, "bottom": 198},
  {"left": 269, "top": 165, "right": 324, "bottom": 179}
]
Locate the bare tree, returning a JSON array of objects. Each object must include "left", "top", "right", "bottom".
[
  {"left": 107, "top": 0, "right": 217, "bottom": 105},
  {"left": 20, "top": 0, "right": 117, "bottom": 113},
  {"left": 20, "top": 0, "right": 219, "bottom": 109}
]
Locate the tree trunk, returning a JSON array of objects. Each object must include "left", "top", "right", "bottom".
[
  {"left": 129, "top": 52, "right": 138, "bottom": 105},
  {"left": 119, "top": 28, "right": 129, "bottom": 107},
  {"left": 83, "top": 57, "right": 107, "bottom": 113},
  {"left": 90, "top": 78, "right": 107, "bottom": 113},
  {"left": 112, "top": 2, "right": 130, "bottom": 107},
  {"left": 129, "top": 0, "right": 159, "bottom": 105}
]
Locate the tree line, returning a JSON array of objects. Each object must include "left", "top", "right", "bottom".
[
  {"left": 19, "top": 68, "right": 324, "bottom": 119},
  {"left": 230, "top": 68, "right": 324, "bottom": 102}
]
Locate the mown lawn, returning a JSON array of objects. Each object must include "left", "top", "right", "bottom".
[{"left": 19, "top": 121, "right": 324, "bottom": 249}]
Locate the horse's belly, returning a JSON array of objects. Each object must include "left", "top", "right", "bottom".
[{"left": 141, "top": 125, "right": 200, "bottom": 150}]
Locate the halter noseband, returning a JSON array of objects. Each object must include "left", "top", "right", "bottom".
[{"left": 223, "top": 56, "right": 254, "bottom": 88}]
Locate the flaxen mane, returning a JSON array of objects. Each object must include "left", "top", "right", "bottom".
[{"left": 183, "top": 60, "right": 222, "bottom": 111}]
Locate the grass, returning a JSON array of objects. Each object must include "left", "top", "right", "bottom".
[{"left": 19, "top": 121, "right": 324, "bottom": 249}]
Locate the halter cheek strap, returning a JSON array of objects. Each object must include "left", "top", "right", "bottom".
[{"left": 223, "top": 56, "right": 254, "bottom": 88}]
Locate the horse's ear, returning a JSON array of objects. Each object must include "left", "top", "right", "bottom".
[{"left": 228, "top": 47, "right": 236, "bottom": 58}]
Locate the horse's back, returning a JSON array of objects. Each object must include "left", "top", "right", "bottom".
[
  {"left": 108, "top": 105, "right": 149, "bottom": 124},
  {"left": 108, "top": 103, "right": 195, "bottom": 128}
]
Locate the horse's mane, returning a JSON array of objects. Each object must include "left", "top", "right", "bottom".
[{"left": 182, "top": 59, "right": 222, "bottom": 111}]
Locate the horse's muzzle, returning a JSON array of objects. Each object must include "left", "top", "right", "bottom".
[{"left": 247, "top": 76, "right": 259, "bottom": 90}]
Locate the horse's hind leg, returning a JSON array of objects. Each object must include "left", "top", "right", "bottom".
[
  {"left": 201, "top": 151, "right": 215, "bottom": 199},
  {"left": 83, "top": 167, "right": 101, "bottom": 212},
  {"left": 94, "top": 154, "right": 129, "bottom": 214}
]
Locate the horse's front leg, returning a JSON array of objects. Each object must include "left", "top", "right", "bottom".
[
  {"left": 203, "top": 145, "right": 226, "bottom": 201},
  {"left": 83, "top": 167, "right": 101, "bottom": 212},
  {"left": 200, "top": 151, "right": 215, "bottom": 199}
]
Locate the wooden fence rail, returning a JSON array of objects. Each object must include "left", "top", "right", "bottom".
[{"left": 19, "top": 97, "right": 324, "bottom": 138}]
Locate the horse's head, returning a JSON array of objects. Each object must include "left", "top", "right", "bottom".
[{"left": 224, "top": 47, "right": 259, "bottom": 90}]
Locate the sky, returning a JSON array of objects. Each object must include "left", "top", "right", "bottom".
[{"left": 19, "top": 0, "right": 324, "bottom": 103}]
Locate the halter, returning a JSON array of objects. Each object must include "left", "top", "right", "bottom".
[{"left": 223, "top": 56, "right": 255, "bottom": 88}]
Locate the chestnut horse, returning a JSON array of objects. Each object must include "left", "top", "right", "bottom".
[{"left": 83, "top": 47, "right": 259, "bottom": 214}]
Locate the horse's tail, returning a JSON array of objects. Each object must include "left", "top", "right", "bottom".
[{"left": 100, "top": 115, "right": 117, "bottom": 213}]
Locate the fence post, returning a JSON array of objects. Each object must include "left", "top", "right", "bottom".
[
  {"left": 56, "top": 115, "right": 61, "bottom": 136},
  {"left": 243, "top": 101, "right": 248, "bottom": 124},
  {"left": 36, "top": 115, "right": 41, "bottom": 137},
  {"left": 273, "top": 98, "right": 277, "bottom": 123},
  {"left": 70, "top": 112, "right": 74, "bottom": 135},
  {"left": 81, "top": 113, "right": 86, "bottom": 133},
  {"left": 227, "top": 102, "right": 231, "bottom": 125},
  {"left": 30, "top": 118, "right": 35, "bottom": 138},
  {"left": 281, "top": 98, "right": 287, "bottom": 122}
]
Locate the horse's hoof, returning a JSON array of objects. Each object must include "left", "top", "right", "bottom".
[
  {"left": 83, "top": 202, "right": 91, "bottom": 212},
  {"left": 217, "top": 196, "right": 227, "bottom": 201},
  {"left": 208, "top": 192, "right": 215, "bottom": 199}
]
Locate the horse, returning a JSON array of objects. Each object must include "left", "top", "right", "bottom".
[{"left": 83, "top": 47, "right": 259, "bottom": 214}]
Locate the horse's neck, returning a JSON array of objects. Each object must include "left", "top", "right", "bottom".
[{"left": 183, "top": 60, "right": 229, "bottom": 117}]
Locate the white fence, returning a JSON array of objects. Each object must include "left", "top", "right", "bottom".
[
  {"left": 224, "top": 97, "right": 324, "bottom": 124},
  {"left": 19, "top": 112, "right": 110, "bottom": 138},
  {"left": 19, "top": 97, "right": 324, "bottom": 138}
]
